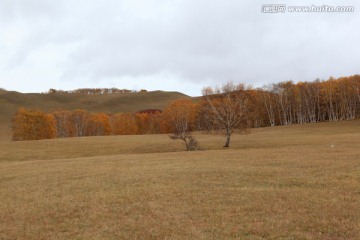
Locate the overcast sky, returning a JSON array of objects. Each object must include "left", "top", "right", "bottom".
[{"left": 0, "top": 0, "right": 359, "bottom": 96}]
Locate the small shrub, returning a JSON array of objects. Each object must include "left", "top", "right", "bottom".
[{"left": 169, "top": 133, "right": 200, "bottom": 151}]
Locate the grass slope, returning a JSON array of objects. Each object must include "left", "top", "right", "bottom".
[
  {"left": 0, "top": 120, "right": 359, "bottom": 239},
  {"left": 0, "top": 90, "right": 190, "bottom": 141}
]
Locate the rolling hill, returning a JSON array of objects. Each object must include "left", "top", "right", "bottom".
[{"left": 0, "top": 90, "right": 192, "bottom": 141}]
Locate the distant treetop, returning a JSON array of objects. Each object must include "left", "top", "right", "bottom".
[
  {"left": 46, "top": 88, "right": 141, "bottom": 95},
  {"left": 137, "top": 109, "right": 162, "bottom": 114}
]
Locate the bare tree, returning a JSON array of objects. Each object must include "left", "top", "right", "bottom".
[{"left": 201, "top": 82, "right": 248, "bottom": 148}]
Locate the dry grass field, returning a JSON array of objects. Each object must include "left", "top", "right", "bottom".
[{"left": 0, "top": 120, "right": 360, "bottom": 239}]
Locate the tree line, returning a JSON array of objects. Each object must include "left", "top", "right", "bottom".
[
  {"left": 12, "top": 108, "right": 164, "bottom": 141},
  {"left": 11, "top": 75, "right": 360, "bottom": 147},
  {"left": 244, "top": 75, "right": 360, "bottom": 128},
  {"left": 46, "top": 88, "right": 147, "bottom": 95},
  {"left": 11, "top": 99, "right": 199, "bottom": 141},
  {"left": 0, "top": 88, "right": 148, "bottom": 94}
]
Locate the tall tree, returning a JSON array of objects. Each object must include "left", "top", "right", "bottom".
[
  {"left": 70, "top": 110, "right": 91, "bottom": 137},
  {"left": 201, "top": 82, "right": 248, "bottom": 148},
  {"left": 259, "top": 86, "right": 277, "bottom": 127},
  {"left": 53, "top": 110, "right": 75, "bottom": 138}
]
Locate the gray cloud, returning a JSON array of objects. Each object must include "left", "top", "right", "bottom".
[{"left": 0, "top": 0, "right": 360, "bottom": 96}]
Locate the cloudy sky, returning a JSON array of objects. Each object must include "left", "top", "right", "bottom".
[{"left": 0, "top": 0, "right": 359, "bottom": 96}]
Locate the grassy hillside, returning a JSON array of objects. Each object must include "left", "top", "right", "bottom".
[
  {"left": 0, "top": 90, "right": 190, "bottom": 141},
  {"left": 0, "top": 120, "right": 359, "bottom": 239}
]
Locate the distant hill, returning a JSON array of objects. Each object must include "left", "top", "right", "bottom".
[{"left": 0, "top": 90, "right": 192, "bottom": 141}]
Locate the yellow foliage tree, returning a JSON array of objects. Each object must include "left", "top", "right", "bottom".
[
  {"left": 111, "top": 113, "right": 138, "bottom": 135},
  {"left": 12, "top": 108, "right": 57, "bottom": 141}
]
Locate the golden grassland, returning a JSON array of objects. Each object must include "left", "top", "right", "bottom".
[{"left": 0, "top": 120, "right": 360, "bottom": 239}]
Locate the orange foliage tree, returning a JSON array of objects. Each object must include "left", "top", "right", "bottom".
[
  {"left": 83, "top": 113, "right": 111, "bottom": 136},
  {"left": 12, "top": 108, "right": 57, "bottom": 141},
  {"left": 95, "top": 113, "right": 111, "bottom": 135},
  {"left": 111, "top": 113, "right": 138, "bottom": 135},
  {"left": 135, "top": 110, "right": 164, "bottom": 134}
]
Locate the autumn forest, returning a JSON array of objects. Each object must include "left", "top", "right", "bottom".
[{"left": 11, "top": 74, "right": 360, "bottom": 141}]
